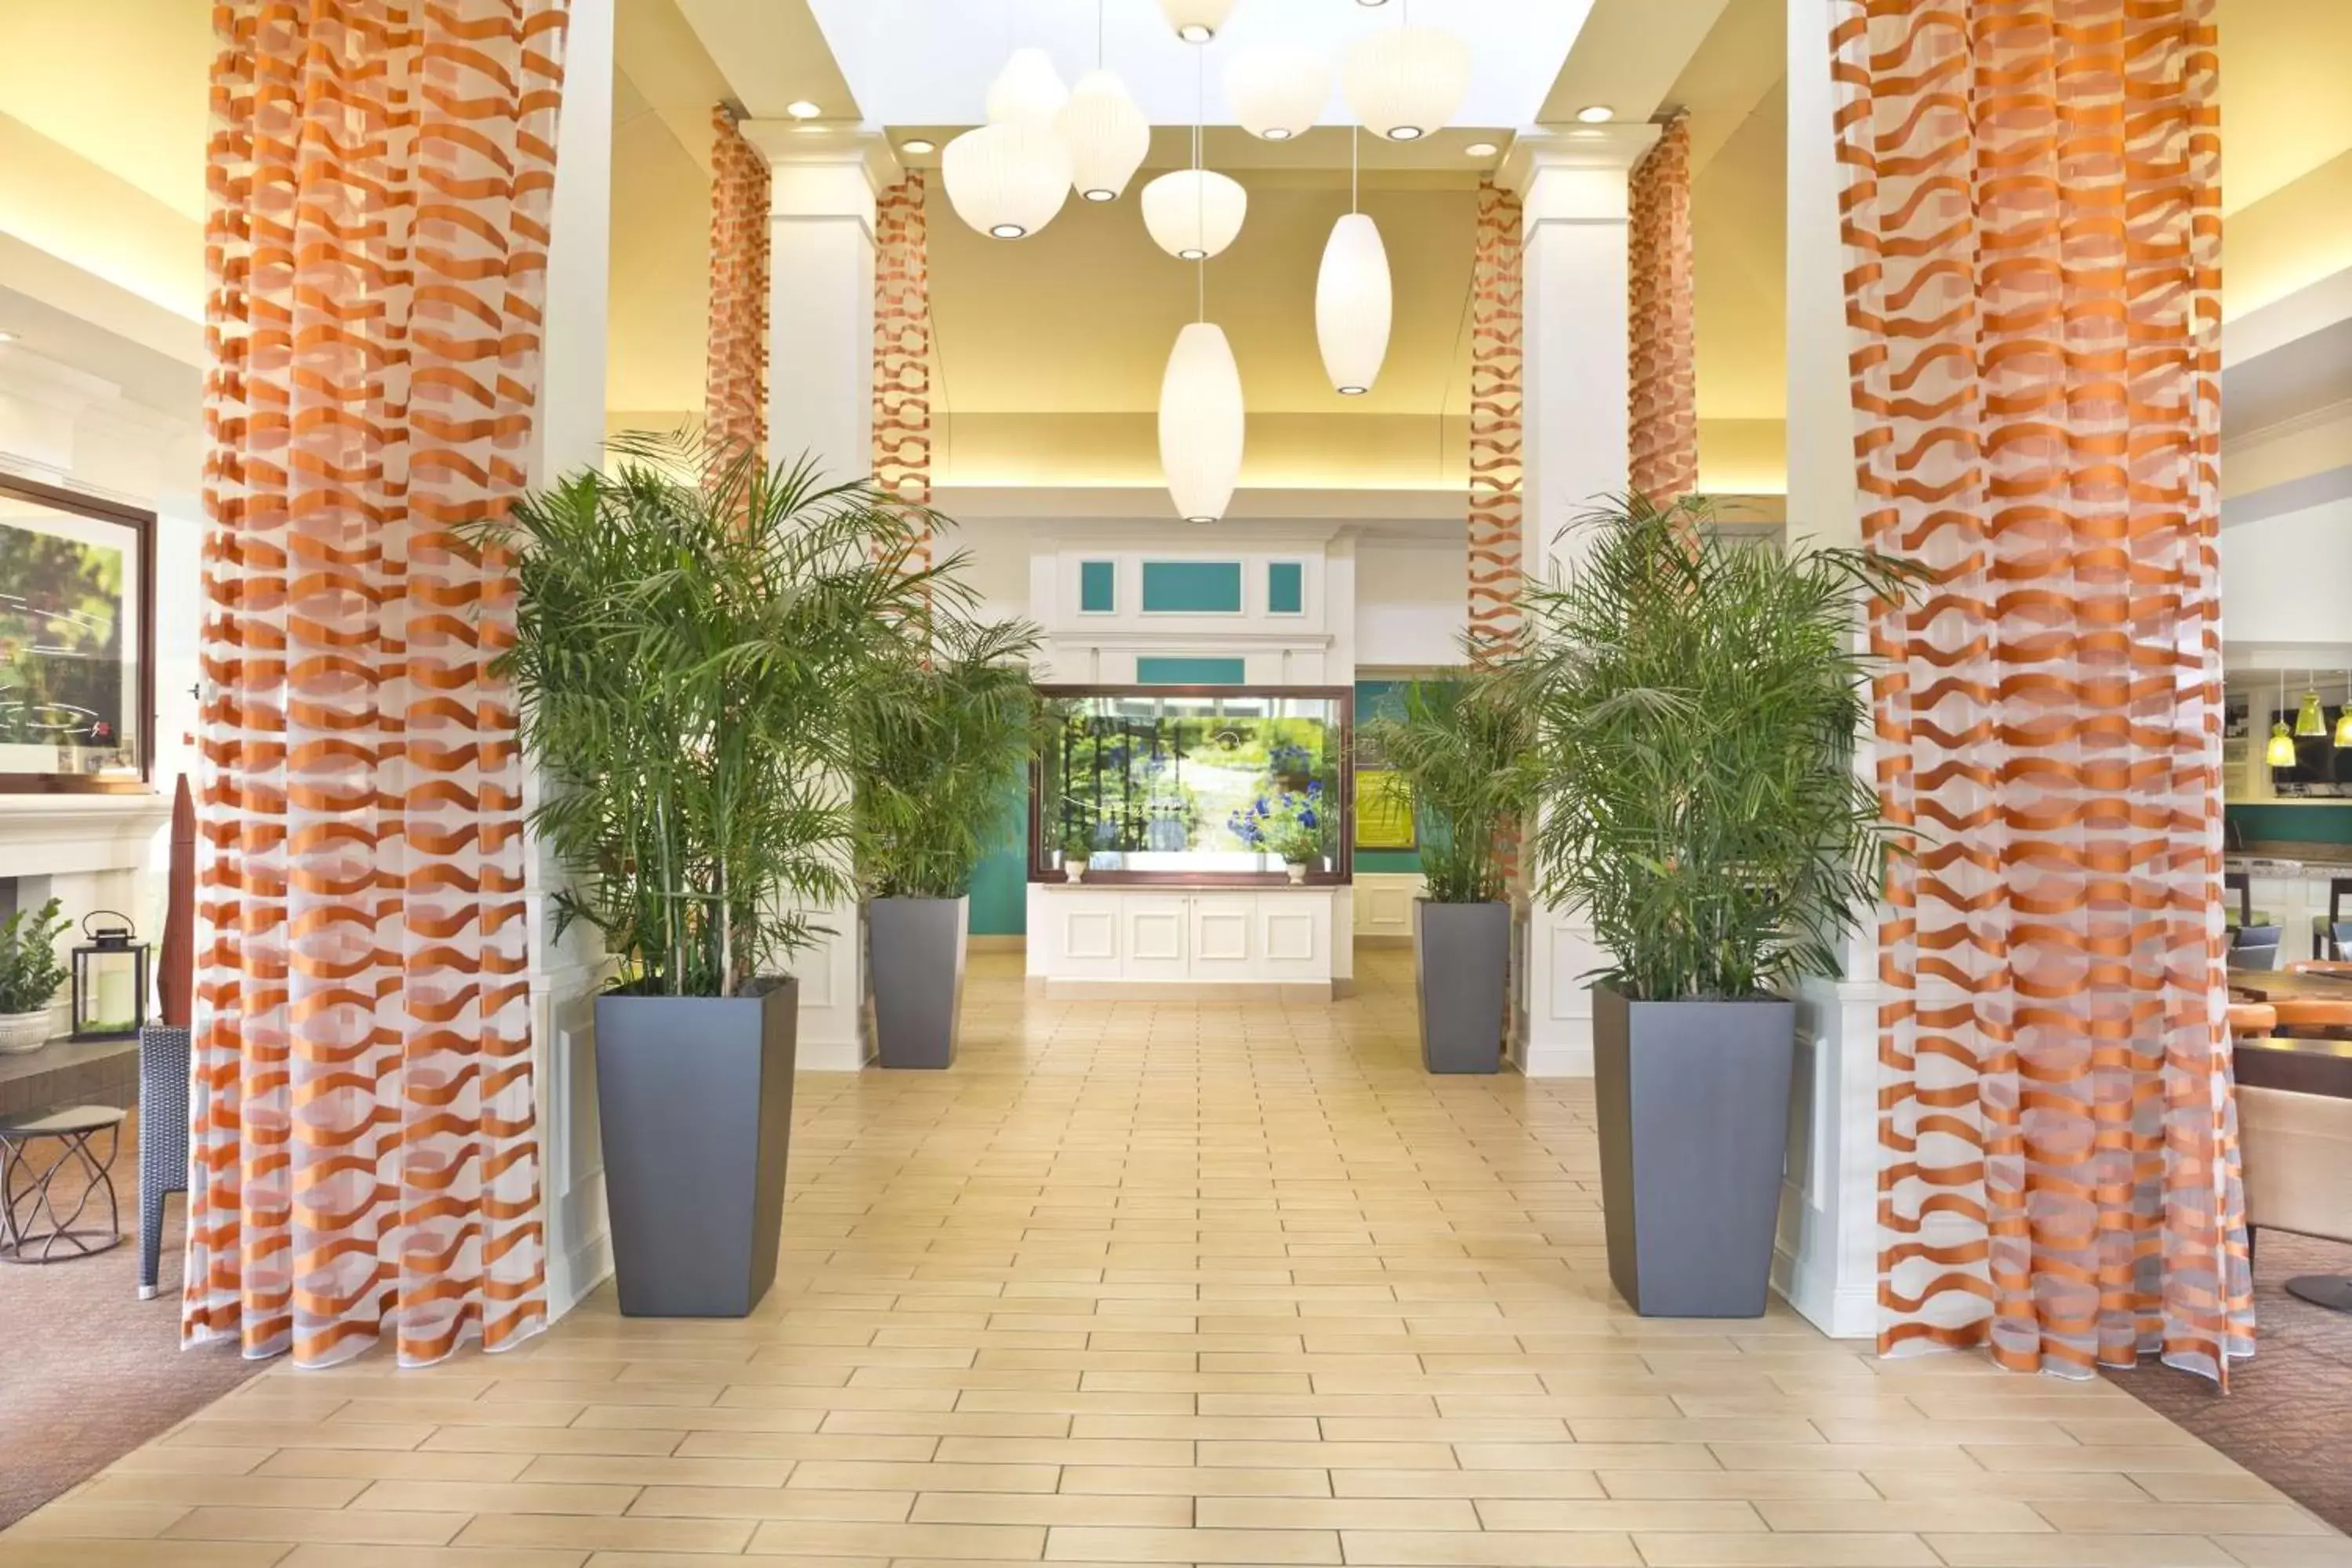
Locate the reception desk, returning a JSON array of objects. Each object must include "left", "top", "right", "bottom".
[{"left": 1025, "top": 881, "right": 1352, "bottom": 999}]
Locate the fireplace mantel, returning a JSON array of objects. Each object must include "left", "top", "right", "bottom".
[{"left": 0, "top": 794, "right": 172, "bottom": 880}]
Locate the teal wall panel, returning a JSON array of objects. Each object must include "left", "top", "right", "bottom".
[
  {"left": 1138, "top": 656, "right": 1247, "bottom": 684},
  {"left": 1079, "top": 561, "right": 1116, "bottom": 613},
  {"left": 1356, "top": 679, "right": 1422, "bottom": 874},
  {"left": 967, "top": 762, "right": 1031, "bottom": 936},
  {"left": 2228, "top": 804, "right": 2352, "bottom": 846},
  {"left": 1268, "top": 561, "right": 1304, "bottom": 615},
  {"left": 1141, "top": 560, "right": 1243, "bottom": 613}
]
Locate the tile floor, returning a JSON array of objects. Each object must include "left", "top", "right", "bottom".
[{"left": 4, "top": 948, "right": 2345, "bottom": 1567}]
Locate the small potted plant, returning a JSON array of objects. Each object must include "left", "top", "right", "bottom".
[
  {"left": 0, "top": 898, "right": 70, "bottom": 1054},
  {"left": 1362, "top": 670, "right": 1536, "bottom": 1073},
  {"left": 1060, "top": 821, "right": 1094, "bottom": 881},
  {"left": 1515, "top": 493, "right": 1920, "bottom": 1317},
  {"left": 1231, "top": 785, "right": 1326, "bottom": 883},
  {"left": 853, "top": 619, "right": 1040, "bottom": 1070}
]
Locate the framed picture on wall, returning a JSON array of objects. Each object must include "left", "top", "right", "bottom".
[
  {"left": 0, "top": 475, "right": 155, "bottom": 793},
  {"left": 1354, "top": 768, "right": 1416, "bottom": 851}
]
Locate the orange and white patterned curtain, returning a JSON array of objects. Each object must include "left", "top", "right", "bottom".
[
  {"left": 189, "top": 0, "right": 569, "bottom": 1369},
  {"left": 1839, "top": 0, "right": 2249, "bottom": 1381},
  {"left": 706, "top": 107, "right": 769, "bottom": 458},
  {"left": 1466, "top": 178, "right": 1524, "bottom": 659},
  {"left": 1628, "top": 114, "right": 1695, "bottom": 506},
  {"left": 873, "top": 172, "right": 934, "bottom": 570}
]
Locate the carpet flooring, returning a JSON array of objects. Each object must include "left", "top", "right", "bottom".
[
  {"left": 0, "top": 1108, "right": 262, "bottom": 1530},
  {"left": 2107, "top": 1229, "right": 2352, "bottom": 1534}
]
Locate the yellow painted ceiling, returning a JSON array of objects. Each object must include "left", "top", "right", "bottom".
[{"left": 0, "top": 0, "right": 209, "bottom": 222}]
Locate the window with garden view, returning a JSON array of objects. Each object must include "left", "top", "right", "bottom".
[{"left": 1033, "top": 688, "right": 1352, "bottom": 883}]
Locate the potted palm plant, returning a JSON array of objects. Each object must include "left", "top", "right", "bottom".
[
  {"left": 0, "top": 898, "right": 70, "bottom": 1054},
  {"left": 1363, "top": 672, "right": 1537, "bottom": 1073},
  {"left": 477, "top": 434, "right": 949, "bottom": 1317},
  {"left": 853, "top": 619, "right": 1039, "bottom": 1069},
  {"left": 1514, "top": 494, "right": 1918, "bottom": 1316}
]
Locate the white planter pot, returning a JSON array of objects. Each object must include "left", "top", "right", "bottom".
[
  {"left": 1065, "top": 861, "right": 1087, "bottom": 884},
  {"left": 1286, "top": 863, "right": 1308, "bottom": 885},
  {"left": 0, "top": 1009, "right": 53, "bottom": 1055}
]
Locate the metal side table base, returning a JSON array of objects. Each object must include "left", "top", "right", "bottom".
[
  {"left": 0, "top": 1105, "right": 128, "bottom": 1264},
  {"left": 2284, "top": 1275, "right": 2352, "bottom": 1313}
]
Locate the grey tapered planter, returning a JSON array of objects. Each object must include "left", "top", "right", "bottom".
[
  {"left": 1592, "top": 985, "right": 1795, "bottom": 1317},
  {"left": 594, "top": 977, "right": 798, "bottom": 1317},
  {"left": 869, "top": 896, "right": 967, "bottom": 1069},
  {"left": 1414, "top": 898, "right": 1509, "bottom": 1074}
]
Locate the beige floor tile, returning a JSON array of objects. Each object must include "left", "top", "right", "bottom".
[
  {"left": 1629, "top": 1534, "right": 1940, "bottom": 1566},
  {"left": 1330, "top": 1530, "right": 1642, "bottom": 1566},
  {"left": 164, "top": 1508, "right": 467, "bottom": 1547},
  {"left": 1194, "top": 1497, "right": 1483, "bottom": 1530},
  {"left": 0, "top": 1546, "right": 296, "bottom": 1568},
  {"left": 909, "top": 1494, "right": 1192, "bottom": 1528},
  {"left": 1, "top": 953, "right": 2329, "bottom": 1568},
  {"left": 1043, "top": 1525, "right": 1341, "bottom": 1563}
]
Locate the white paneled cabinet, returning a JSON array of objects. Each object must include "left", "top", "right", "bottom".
[{"left": 1028, "top": 885, "right": 1340, "bottom": 994}]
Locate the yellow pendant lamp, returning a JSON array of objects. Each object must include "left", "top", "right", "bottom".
[
  {"left": 2296, "top": 678, "right": 2328, "bottom": 737},
  {"left": 2338, "top": 672, "right": 2352, "bottom": 746},
  {"left": 2267, "top": 672, "right": 2300, "bottom": 768}
]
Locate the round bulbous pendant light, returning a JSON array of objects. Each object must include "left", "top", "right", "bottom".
[
  {"left": 1058, "top": 69, "right": 1149, "bottom": 201},
  {"left": 1343, "top": 26, "right": 1470, "bottom": 141},
  {"left": 1157, "top": 0, "right": 1238, "bottom": 43},
  {"left": 986, "top": 48, "right": 1069, "bottom": 130},
  {"left": 1316, "top": 212, "right": 1391, "bottom": 396},
  {"left": 942, "top": 122, "right": 1073, "bottom": 239},
  {"left": 1160, "top": 321, "right": 1245, "bottom": 524},
  {"left": 1142, "top": 169, "right": 1247, "bottom": 260},
  {"left": 1225, "top": 49, "right": 1331, "bottom": 141}
]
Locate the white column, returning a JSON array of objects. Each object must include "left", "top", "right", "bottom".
[
  {"left": 1499, "top": 124, "right": 1657, "bottom": 1078},
  {"left": 527, "top": 0, "right": 615, "bottom": 1318},
  {"left": 1771, "top": 0, "right": 1878, "bottom": 1341},
  {"left": 739, "top": 124, "right": 902, "bottom": 1068}
]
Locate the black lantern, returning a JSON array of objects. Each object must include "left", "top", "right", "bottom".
[{"left": 71, "top": 910, "right": 148, "bottom": 1043}]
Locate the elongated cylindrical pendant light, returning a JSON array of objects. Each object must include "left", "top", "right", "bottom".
[
  {"left": 1226, "top": 48, "right": 1331, "bottom": 141},
  {"left": 1161, "top": 321, "right": 1244, "bottom": 523},
  {"left": 1060, "top": 70, "right": 1149, "bottom": 201},
  {"left": 1344, "top": 24, "right": 1470, "bottom": 141},
  {"left": 1158, "top": 0, "right": 1237, "bottom": 43},
  {"left": 942, "top": 122, "right": 1073, "bottom": 238},
  {"left": 1316, "top": 128, "right": 1391, "bottom": 395}
]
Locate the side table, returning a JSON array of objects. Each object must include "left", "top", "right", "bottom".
[{"left": 0, "top": 1104, "right": 129, "bottom": 1264}]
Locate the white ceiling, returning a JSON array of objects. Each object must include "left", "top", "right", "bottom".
[{"left": 804, "top": 0, "right": 1598, "bottom": 129}]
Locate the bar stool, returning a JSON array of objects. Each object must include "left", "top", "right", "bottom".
[{"left": 2316, "top": 878, "right": 2352, "bottom": 959}]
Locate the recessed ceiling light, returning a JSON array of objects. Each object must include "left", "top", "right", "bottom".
[
  {"left": 1576, "top": 104, "right": 1615, "bottom": 124},
  {"left": 901, "top": 137, "right": 937, "bottom": 154},
  {"left": 1465, "top": 141, "right": 1499, "bottom": 158},
  {"left": 1178, "top": 23, "right": 1212, "bottom": 42},
  {"left": 0, "top": 331, "right": 16, "bottom": 344},
  {"left": 786, "top": 100, "right": 822, "bottom": 120}
]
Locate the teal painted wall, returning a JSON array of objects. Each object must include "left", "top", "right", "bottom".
[
  {"left": 1268, "top": 561, "right": 1304, "bottom": 614},
  {"left": 2228, "top": 803, "right": 2352, "bottom": 846},
  {"left": 1138, "top": 656, "right": 1247, "bottom": 684},
  {"left": 1355, "top": 679, "right": 1423, "bottom": 874},
  {"left": 968, "top": 764, "right": 1030, "bottom": 936},
  {"left": 1141, "top": 560, "right": 1243, "bottom": 613},
  {"left": 1079, "top": 561, "right": 1116, "bottom": 612}
]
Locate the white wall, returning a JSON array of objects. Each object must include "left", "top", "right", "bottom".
[
  {"left": 1356, "top": 538, "right": 1469, "bottom": 668},
  {"left": 2222, "top": 497, "right": 2352, "bottom": 648}
]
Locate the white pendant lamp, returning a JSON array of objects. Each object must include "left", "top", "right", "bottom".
[
  {"left": 1344, "top": 26, "right": 1471, "bottom": 141},
  {"left": 1058, "top": 69, "right": 1149, "bottom": 201},
  {"left": 1318, "top": 130, "right": 1390, "bottom": 395},
  {"left": 1225, "top": 49, "right": 1331, "bottom": 141},
  {"left": 1160, "top": 321, "right": 1245, "bottom": 523},
  {"left": 985, "top": 47, "right": 1069, "bottom": 129},
  {"left": 942, "top": 122, "right": 1073, "bottom": 239},
  {"left": 1142, "top": 169, "right": 1247, "bottom": 260},
  {"left": 1318, "top": 215, "right": 1391, "bottom": 396},
  {"left": 1157, "top": 0, "right": 1238, "bottom": 43}
]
